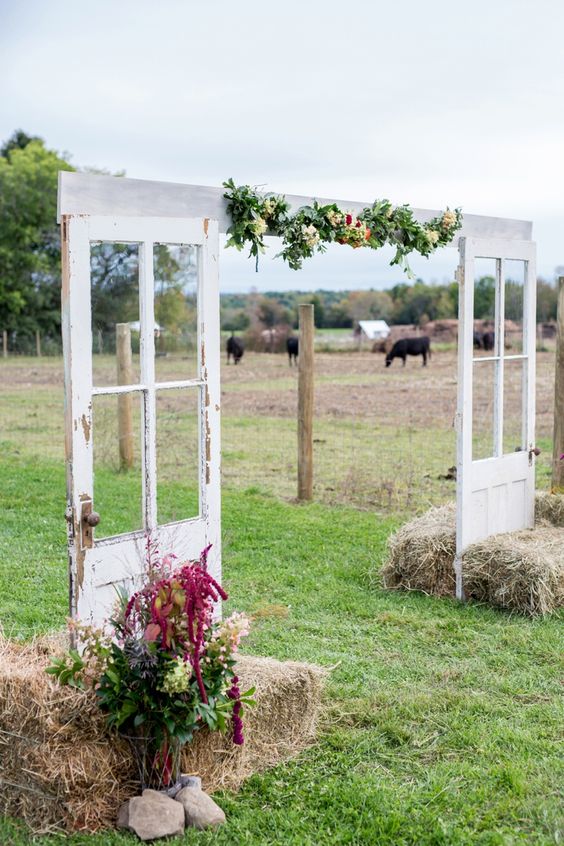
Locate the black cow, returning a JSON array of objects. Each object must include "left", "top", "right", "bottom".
[
  {"left": 482, "top": 331, "right": 495, "bottom": 351},
  {"left": 473, "top": 331, "right": 483, "bottom": 349},
  {"left": 286, "top": 336, "right": 298, "bottom": 365},
  {"left": 226, "top": 334, "right": 244, "bottom": 364},
  {"left": 385, "top": 336, "right": 431, "bottom": 367}
]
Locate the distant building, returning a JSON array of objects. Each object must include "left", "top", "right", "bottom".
[
  {"left": 129, "top": 321, "right": 164, "bottom": 333},
  {"left": 357, "top": 320, "right": 390, "bottom": 341}
]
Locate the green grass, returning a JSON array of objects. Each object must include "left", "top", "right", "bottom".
[{"left": 1, "top": 450, "right": 563, "bottom": 844}]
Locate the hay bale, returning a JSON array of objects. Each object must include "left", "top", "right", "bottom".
[
  {"left": 181, "top": 655, "right": 325, "bottom": 792},
  {"left": 382, "top": 503, "right": 456, "bottom": 596},
  {"left": 381, "top": 494, "right": 563, "bottom": 616},
  {"left": 463, "top": 526, "right": 564, "bottom": 616},
  {"left": 535, "top": 491, "right": 564, "bottom": 527},
  {"left": 0, "top": 637, "right": 325, "bottom": 834}
]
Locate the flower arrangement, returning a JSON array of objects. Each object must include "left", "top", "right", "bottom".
[
  {"left": 223, "top": 178, "right": 462, "bottom": 277},
  {"left": 47, "top": 543, "right": 253, "bottom": 787}
]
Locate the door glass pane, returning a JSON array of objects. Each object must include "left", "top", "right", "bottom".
[
  {"left": 473, "top": 359, "right": 495, "bottom": 460},
  {"left": 93, "top": 392, "right": 143, "bottom": 538},
  {"left": 90, "top": 242, "right": 140, "bottom": 388},
  {"left": 503, "top": 359, "right": 526, "bottom": 454},
  {"left": 504, "top": 259, "right": 525, "bottom": 354},
  {"left": 153, "top": 244, "right": 199, "bottom": 382},
  {"left": 473, "top": 257, "right": 497, "bottom": 358},
  {"left": 156, "top": 388, "right": 200, "bottom": 523}
]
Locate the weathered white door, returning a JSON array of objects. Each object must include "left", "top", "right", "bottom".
[
  {"left": 61, "top": 215, "right": 220, "bottom": 625},
  {"left": 455, "top": 237, "right": 537, "bottom": 598}
]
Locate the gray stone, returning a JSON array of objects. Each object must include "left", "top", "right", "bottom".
[
  {"left": 126, "top": 789, "right": 185, "bottom": 841},
  {"left": 116, "top": 800, "right": 130, "bottom": 830},
  {"left": 180, "top": 774, "right": 202, "bottom": 791},
  {"left": 164, "top": 774, "right": 202, "bottom": 799},
  {"left": 175, "top": 786, "right": 226, "bottom": 830}
]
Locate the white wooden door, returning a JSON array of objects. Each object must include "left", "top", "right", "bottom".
[
  {"left": 455, "top": 237, "right": 537, "bottom": 599},
  {"left": 61, "top": 215, "right": 220, "bottom": 626}
]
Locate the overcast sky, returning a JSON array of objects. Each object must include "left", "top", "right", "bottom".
[{"left": 1, "top": 0, "right": 562, "bottom": 292}]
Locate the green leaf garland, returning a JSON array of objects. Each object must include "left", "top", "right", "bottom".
[{"left": 223, "top": 178, "right": 462, "bottom": 277}]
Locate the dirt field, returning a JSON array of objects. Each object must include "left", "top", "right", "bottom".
[{"left": 0, "top": 347, "right": 556, "bottom": 513}]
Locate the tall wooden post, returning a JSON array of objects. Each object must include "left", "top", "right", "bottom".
[
  {"left": 35, "top": 329, "right": 41, "bottom": 357},
  {"left": 2, "top": 330, "right": 7, "bottom": 358},
  {"left": 116, "top": 323, "right": 134, "bottom": 470},
  {"left": 552, "top": 277, "right": 564, "bottom": 491},
  {"left": 298, "top": 304, "right": 314, "bottom": 501}
]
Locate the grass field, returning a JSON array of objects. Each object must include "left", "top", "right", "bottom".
[
  {"left": 0, "top": 351, "right": 562, "bottom": 844},
  {"left": 0, "top": 348, "right": 556, "bottom": 512}
]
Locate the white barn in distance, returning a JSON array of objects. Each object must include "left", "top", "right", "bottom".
[{"left": 357, "top": 320, "right": 390, "bottom": 341}]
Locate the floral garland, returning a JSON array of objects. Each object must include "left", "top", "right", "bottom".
[{"left": 223, "top": 178, "right": 462, "bottom": 277}]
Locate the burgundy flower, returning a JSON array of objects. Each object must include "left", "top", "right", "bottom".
[
  {"left": 124, "top": 546, "right": 228, "bottom": 704},
  {"left": 227, "top": 675, "right": 244, "bottom": 745}
]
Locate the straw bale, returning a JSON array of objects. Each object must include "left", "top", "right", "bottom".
[
  {"left": 382, "top": 503, "right": 456, "bottom": 596},
  {"left": 535, "top": 491, "right": 564, "bottom": 527},
  {"left": 381, "top": 494, "right": 563, "bottom": 616},
  {"left": 0, "top": 637, "right": 325, "bottom": 834},
  {"left": 463, "top": 526, "right": 564, "bottom": 616}
]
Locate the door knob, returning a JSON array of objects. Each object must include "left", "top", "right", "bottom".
[{"left": 84, "top": 511, "right": 101, "bottom": 527}]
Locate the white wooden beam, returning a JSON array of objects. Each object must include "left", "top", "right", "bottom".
[{"left": 58, "top": 172, "right": 533, "bottom": 241}]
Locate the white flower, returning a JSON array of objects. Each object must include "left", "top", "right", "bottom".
[
  {"left": 263, "top": 198, "right": 277, "bottom": 217},
  {"left": 442, "top": 209, "right": 457, "bottom": 228},
  {"left": 159, "top": 656, "right": 192, "bottom": 694},
  {"left": 301, "top": 224, "right": 320, "bottom": 248},
  {"left": 251, "top": 217, "right": 267, "bottom": 236},
  {"left": 386, "top": 206, "right": 394, "bottom": 219},
  {"left": 426, "top": 229, "right": 440, "bottom": 245},
  {"left": 326, "top": 209, "right": 343, "bottom": 227}
]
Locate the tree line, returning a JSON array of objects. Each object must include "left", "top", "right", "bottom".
[
  {"left": 221, "top": 276, "right": 559, "bottom": 334},
  {"left": 0, "top": 130, "right": 560, "bottom": 353}
]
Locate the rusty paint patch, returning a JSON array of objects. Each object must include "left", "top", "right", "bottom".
[
  {"left": 201, "top": 341, "right": 206, "bottom": 367},
  {"left": 81, "top": 413, "right": 91, "bottom": 443},
  {"left": 205, "top": 412, "right": 211, "bottom": 484},
  {"left": 75, "top": 544, "right": 85, "bottom": 591},
  {"left": 215, "top": 403, "right": 220, "bottom": 412},
  {"left": 203, "top": 218, "right": 209, "bottom": 236},
  {"left": 205, "top": 384, "right": 210, "bottom": 408}
]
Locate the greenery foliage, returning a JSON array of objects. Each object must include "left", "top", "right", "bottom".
[
  {"left": 47, "top": 546, "right": 253, "bottom": 785},
  {"left": 223, "top": 178, "right": 463, "bottom": 276},
  {"left": 0, "top": 132, "right": 74, "bottom": 343}
]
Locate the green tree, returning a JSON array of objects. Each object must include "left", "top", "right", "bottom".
[
  {"left": 296, "top": 293, "right": 325, "bottom": 328},
  {"left": 472, "top": 276, "right": 495, "bottom": 319},
  {"left": 0, "top": 133, "right": 74, "bottom": 344},
  {"left": 341, "top": 290, "right": 394, "bottom": 323},
  {"left": 0, "top": 129, "right": 42, "bottom": 158},
  {"left": 256, "top": 295, "right": 291, "bottom": 328},
  {"left": 536, "top": 279, "right": 557, "bottom": 322}
]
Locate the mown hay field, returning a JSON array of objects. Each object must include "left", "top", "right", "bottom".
[{"left": 0, "top": 347, "right": 556, "bottom": 516}]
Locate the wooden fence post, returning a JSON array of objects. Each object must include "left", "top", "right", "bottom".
[
  {"left": 298, "top": 304, "right": 314, "bottom": 501},
  {"left": 116, "top": 323, "right": 134, "bottom": 470},
  {"left": 35, "top": 329, "right": 41, "bottom": 357},
  {"left": 2, "top": 330, "right": 7, "bottom": 358},
  {"left": 552, "top": 277, "right": 564, "bottom": 491}
]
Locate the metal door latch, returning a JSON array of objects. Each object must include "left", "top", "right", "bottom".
[
  {"left": 80, "top": 500, "right": 100, "bottom": 550},
  {"left": 528, "top": 446, "right": 541, "bottom": 465}
]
